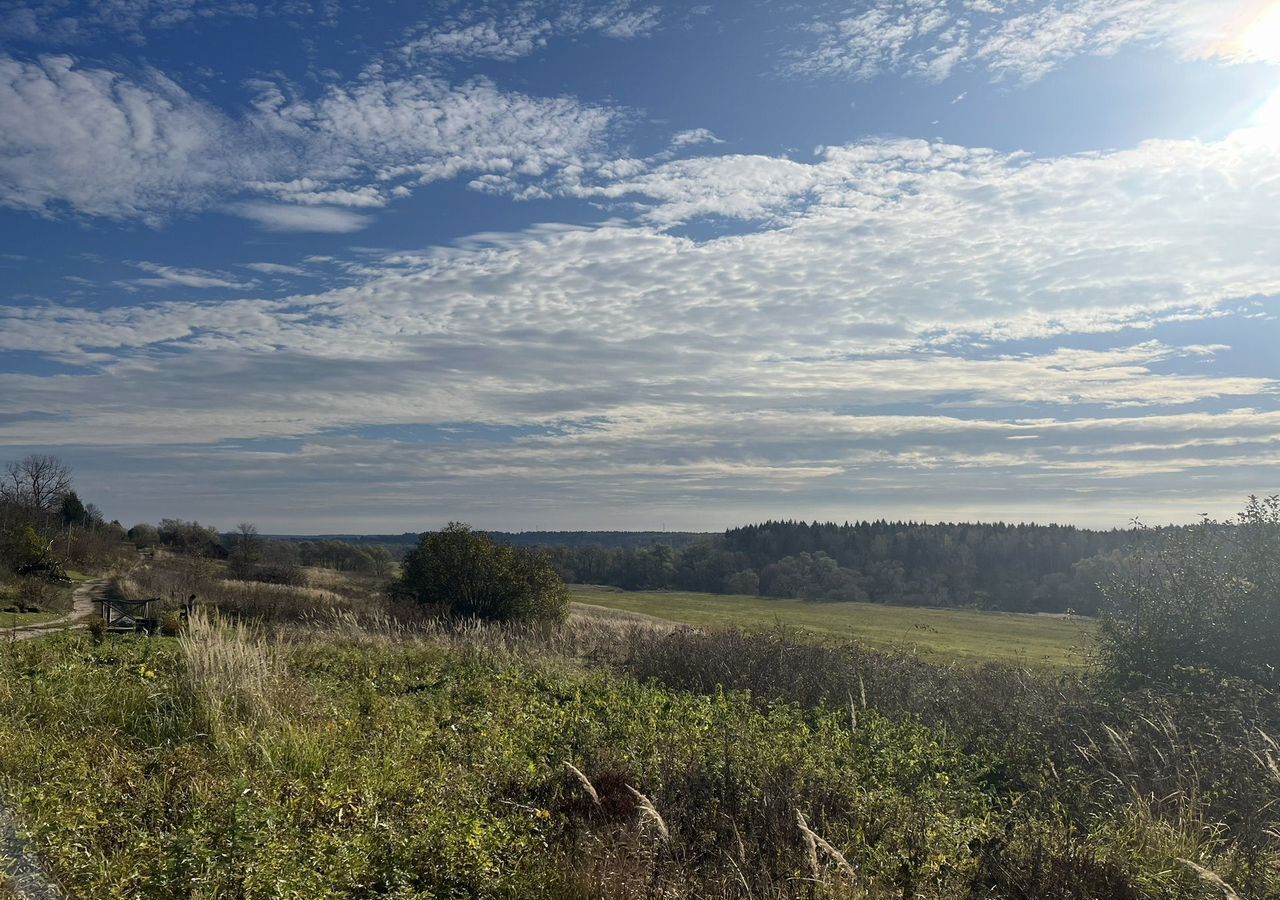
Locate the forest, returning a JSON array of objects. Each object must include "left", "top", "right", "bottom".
[{"left": 544, "top": 520, "right": 1145, "bottom": 614}]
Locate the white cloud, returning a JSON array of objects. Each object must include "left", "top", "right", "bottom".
[
  {"left": 254, "top": 74, "right": 615, "bottom": 191},
  {"left": 6, "top": 125, "right": 1280, "bottom": 366},
  {"left": 245, "top": 180, "right": 388, "bottom": 208},
  {"left": 669, "top": 128, "right": 724, "bottom": 150},
  {"left": 0, "top": 55, "right": 234, "bottom": 220},
  {"left": 0, "top": 1, "right": 262, "bottom": 43},
  {"left": 784, "top": 0, "right": 1280, "bottom": 84},
  {"left": 229, "top": 202, "right": 370, "bottom": 233},
  {"left": 129, "top": 261, "right": 253, "bottom": 289},
  {"left": 0, "top": 55, "right": 617, "bottom": 224},
  {"left": 4, "top": 115, "right": 1280, "bottom": 525},
  {"left": 401, "top": 1, "right": 660, "bottom": 62},
  {"left": 243, "top": 261, "right": 309, "bottom": 275}
]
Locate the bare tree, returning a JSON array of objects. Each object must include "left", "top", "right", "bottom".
[
  {"left": 234, "top": 522, "right": 262, "bottom": 559},
  {"left": 1, "top": 454, "right": 73, "bottom": 513}
]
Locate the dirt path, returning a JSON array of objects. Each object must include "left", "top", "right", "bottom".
[
  {"left": 1, "top": 579, "right": 107, "bottom": 642},
  {"left": 0, "top": 799, "right": 62, "bottom": 900},
  {"left": 0, "top": 582, "right": 102, "bottom": 898}
]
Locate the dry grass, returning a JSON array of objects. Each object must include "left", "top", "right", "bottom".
[
  {"left": 116, "top": 558, "right": 382, "bottom": 623},
  {"left": 178, "top": 609, "right": 286, "bottom": 738},
  {"left": 625, "top": 785, "right": 670, "bottom": 845},
  {"left": 1177, "top": 858, "right": 1244, "bottom": 900},
  {"left": 796, "top": 810, "right": 859, "bottom": 893}
]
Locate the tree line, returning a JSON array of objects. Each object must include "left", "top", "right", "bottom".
[
  {"left": 543, "top": 519, "right": 1152, "bottom": 614},
  {"left": 0, "top": 454, "right": 129, "bottom": 572},
  {"left": 1, "top": 454, "right": 133, "bottom": 609},
  {"left": 122, "top": 519, "right": 396, "bottom": 578}
]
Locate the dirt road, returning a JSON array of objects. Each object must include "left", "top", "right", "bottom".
[{"left": 1, "top": 578, "right": 107, "bottom": 642}]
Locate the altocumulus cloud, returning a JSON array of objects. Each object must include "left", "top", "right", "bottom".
[
  {"left": 0, "top": 54, "right": 616, "bottom": 228},
  {"left": 0, "top": 118, "right": 1278, "bottom": 525},
  {"left": 784, "top": 0, "right": 1280, "bottom": 83},
  {"left": 400, "top": 0, "right": 660, "bottom": 62}
]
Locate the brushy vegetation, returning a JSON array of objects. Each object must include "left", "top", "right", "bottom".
[
  {"left": 0, "top": 575, "right": 72, "bottom": 616},
  {"left": 1, "top": 596, "right": 1276, "bottom": 896},
  {"left": 1, "top": 454, "right": 131, "bottom": 615},
  {"left": 1098, "top": 495, "right": 1280, "bottom": 690},
  {"left": 2, "top": 502, "right": 1278, "bottom": 899},
  {"left": 111, "top": 556, "right": 384, "bottom": 624}
]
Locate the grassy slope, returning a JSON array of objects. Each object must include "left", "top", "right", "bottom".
[
  {"left": 571, "top": 587, "right": 1094, "bottom": 668},
  {"left": 0, "top": 611, "right": 62, "bottom": 629}
]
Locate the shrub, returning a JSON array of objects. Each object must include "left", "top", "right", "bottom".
[
  {"left": 127, "top": 523, "right": 160, "bottom": 549},
  {"left": 159, "top": 610, "right": 183, "bottom": 636},
  {"left": 13, "top": 576, "right": 69, "bottom": 613},
  {"left": 1098, "top": 495, "right": 1280, "bottom": 688},
  {"left": 0, "top": 525, "right": 49, "bottom": 576},
  {"left": 394, "top": 523, "right": 568, "bottom": 623},
  {"left": 243, "top": 564, "right": 307, "bottom": 587}
]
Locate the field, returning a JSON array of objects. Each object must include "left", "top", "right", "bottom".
[
  {"left": 2, "top": 556, "right": 1276, "bottom": 899},
  {"left": 0, "top": 611, "right": 61, "bottom": 629},
  {"left": 571, "top": 587, "right": 1094, "bottom": 668}
]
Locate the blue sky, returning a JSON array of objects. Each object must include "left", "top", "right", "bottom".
[{"left": 2, "top": 0, "right": 1279, "bottom": 532}]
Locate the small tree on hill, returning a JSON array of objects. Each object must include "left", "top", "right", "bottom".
[
  {"left": 60, "top": 491, "right": 89, "bottom": 528},
  {"left": 229, "top": 522, "right": 263, "bottom": 577},
  {"left": 394, "top": 523, "right": 568, "bottom": 623},
  {"left": 1, "top": 524, "right": 50, "bottom": 575}
]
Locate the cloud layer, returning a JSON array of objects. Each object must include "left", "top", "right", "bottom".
[
  {"left": 401, "top": 1, "right": 660, "bottom": 62},
  {"left": 4, "top": 2, "right": 1279, "bottom": 528},
  {"left": 785, "top": 0, "right": 1280, "bottom": 83},
  {"left": 2, "top": 122, "right": 1278, "bottom": 526},
  {"left": 0, "top": 54, "right": 616, "bottom": 226}
]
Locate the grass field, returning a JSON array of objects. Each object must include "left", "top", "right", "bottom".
[
  {"left": 571, "top": 587, "right": 1094, "bottom": 668},
  {"left": 0, "top": 611, "right": 61, "bottom": 629}
]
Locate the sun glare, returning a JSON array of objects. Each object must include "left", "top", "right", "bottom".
[
  {"left": 1256, "top": 86, "right": 1280, "bottom": 133},
  {"left": 1239, "top": 2, "right": 1280, "bottom": 61}
]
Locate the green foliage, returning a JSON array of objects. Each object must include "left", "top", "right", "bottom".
[
  {"left": 128, "top": 523, "right": 160, "bottom": 549},
  {"left": 549, "top": 520, "right": 1141, "bottom": 613},
  {"left": 246, "top": 538, "right": 394, "bottom": 576},
  {"left": 0, "top": 525, "right": 47, "bottom": 575},
  {"left": 156, "top": 518, "right": 223, "bottom": 555},
  {"left": 0, "top": 634, "right": 1002, "bottom": 898},
  {"left": 1099, "top": 495, "right": 1280, "bottom": 688},
  {"left": 58, "top": 491, "right": 88, "bottom": 528},
  {"left": 1, "top": 623, "right": 1271, "bottom": 899},
  {"left": 159, "top": 610, "right": 184, "bottom": 637},
  {"left": 396, "top": 523, "right": 568, "bottom": 623}
]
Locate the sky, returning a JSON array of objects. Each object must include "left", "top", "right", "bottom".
[{"left": 2, "top": 0, "right": 1280, "bottom": 533}]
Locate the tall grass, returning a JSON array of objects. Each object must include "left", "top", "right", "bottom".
[{"left": 178, "top": 609, "right": 285, "bottom": 739}]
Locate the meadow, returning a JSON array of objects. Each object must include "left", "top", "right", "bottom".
[
  {"left": 571, "top": 587, "right": 1093, "bottom": 668},
  {"left": 2, "top": 555, "right": 1277, "bottom": 899},
  {"left": 0, "top": 611, "right": 61, "bottom": 629}
]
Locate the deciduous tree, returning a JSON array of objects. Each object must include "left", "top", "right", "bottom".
[{"left": 394, "top": 523, "right": 567, "bottom": 623}]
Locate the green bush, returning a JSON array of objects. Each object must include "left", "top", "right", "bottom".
[
  {"left": 1098, "top": 495, "right": 1280, "bottom": 688},
  {"left": 394, "top": 523, "right": 568, "bottom": 623},
  {"left": 0, "top": 525, "right": 48, "bottom": 575}
]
